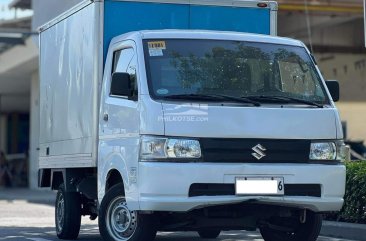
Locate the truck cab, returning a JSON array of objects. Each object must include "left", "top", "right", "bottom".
[
  {"left": 97, "top": 30, "right": 346, "bottom": 241},
  {"left": 37, "top": 1, "right": 346, "bottom": 241}
]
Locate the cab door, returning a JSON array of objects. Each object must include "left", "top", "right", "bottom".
[
  {"left": 102, "top": 43, "right": 139, "bottom": 136},
  {"left": 98, "top": 40, "right": 140, "bottom": 209}
]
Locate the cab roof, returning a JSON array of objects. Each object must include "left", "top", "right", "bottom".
[{"left": 110, "top": 30, "right": 305, "bottom": 48}]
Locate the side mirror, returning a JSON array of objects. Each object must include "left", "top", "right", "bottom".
[
  {"left": 325, "top": 80, "right": 339, "bottom": 102},
  {"left": 110, "top": 72, "right": 133, "bottom": 98}
]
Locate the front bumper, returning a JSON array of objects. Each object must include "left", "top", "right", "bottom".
[{"left": 137, "top": 162, "right": 346, "bottom": 212}]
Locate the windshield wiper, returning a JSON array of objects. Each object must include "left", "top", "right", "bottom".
[
  {"left": 162, "top": 94, "right": 261, "bottom": 106},
  {"left": 243, "top": 95, "right": 324, "bottom": 108},
  {"left": 215, "top": 94, "right": 261, "bottom": 106}
]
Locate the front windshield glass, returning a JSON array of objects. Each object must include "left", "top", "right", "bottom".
[{"left": 143, "top": 39, "right": 328, "bottom": 104}]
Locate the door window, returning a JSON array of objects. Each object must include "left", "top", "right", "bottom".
[{"left": 111, "top": 48, "right": 138, "bottom": 98}]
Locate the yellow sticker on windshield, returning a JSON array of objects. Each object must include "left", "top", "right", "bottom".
[
  {"left": 148, "top": 41, "right": 166, "bottom": 50},
  {"left": 148, "top": 41, "right": 166, "bottom": 56}
]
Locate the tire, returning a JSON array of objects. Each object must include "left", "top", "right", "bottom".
[
  {"left": 198, "top": 229, "right": 221, "bottom": 239},
  {"left": 55, "top": 184, "right": 82, "bottom": 240},
  {"left": 99, "top": 183, "right": 157, "bottom": 241},
  {"left": 260, "top": 211, "right": 322, "bottom": 241}
]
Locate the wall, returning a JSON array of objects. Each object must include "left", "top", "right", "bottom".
[
  {"left": 317, "top": 53, "right": 366, "bottom": 141},
  {"left": 336, "top": 102, "right": 366, "bottom": 141},
  {"left": 278, "top": 14, "right": 363, "bottom": 48},
  {"left": 318, "top": 53, "right": 366, "bottom": 101}
]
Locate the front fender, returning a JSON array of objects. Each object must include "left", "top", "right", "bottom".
[{"left": 98, "top": 138, "right": 140, "bottom": 210}]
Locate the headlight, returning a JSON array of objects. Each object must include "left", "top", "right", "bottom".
[
  {"left": 140, "top": 136, "right": 201, "bottom": 160},
  {"left": 140, "top": 136, "right": 167, "bottom": 159},
  {"left": 309, "top": 141, "right": 347, "bottom": 161},
  {"left": 166, "top": 139, "right": 201, "bottom": 158}
]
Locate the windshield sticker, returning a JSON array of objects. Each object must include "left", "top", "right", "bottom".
[
  {"left": 157, "top": 88, "right": 169, "bottom": 95},
  {"left": 148, "top": 41, "right": 166, "bottom": 57},
  {"left": 148, "top": 41, "right": 166, "bottom": 50},
  {"left": 149, "top": 49, "right": 163, "bottom": 57}
]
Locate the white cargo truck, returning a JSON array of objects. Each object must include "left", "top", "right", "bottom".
[{"left": 38, "top": 1, "right": 347, "bottom": 241}]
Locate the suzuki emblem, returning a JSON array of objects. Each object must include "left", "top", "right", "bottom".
[{"left": 252, "top": 144, "right": 267, "bottom": 160}]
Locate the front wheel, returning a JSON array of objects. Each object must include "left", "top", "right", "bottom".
[
  {"left": 259, "top": 211, "right": 322, "bottom": 241},
  {"left": 99, "top": 183, "right": 157, "bottom": 241}
]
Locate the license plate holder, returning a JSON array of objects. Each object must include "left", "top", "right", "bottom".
[{"left": 235, "top": 177, "right": 284, "bottom": 195}]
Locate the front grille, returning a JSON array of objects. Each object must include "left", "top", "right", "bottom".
[
  {"left": 284, "top": 184, "right": 321, "bottom": 197},
  {"left": 199, "top": 138, "right": 311, "bottom": 163},
  {"left": 189, "top": 184, "right": 235, "bottom": 197},
  {"left": 189, "top": 183, "right": 321, "bottom": 197}
]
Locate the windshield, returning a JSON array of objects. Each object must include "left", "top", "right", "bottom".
[{"left": 143, "top": 39, "right": 329, "bottom": 105}]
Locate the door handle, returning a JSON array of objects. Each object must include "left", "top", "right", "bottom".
[{"left": 103, "top": 113, "right": 109, "bottom": 122}]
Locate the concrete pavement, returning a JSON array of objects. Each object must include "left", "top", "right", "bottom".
[
  {"left": 0, "top": 188, "right": 55, "bottom": 204},
  {"left": 0, "top": 188, "right": 361, "bottom": 241},
  {"left": 322, "top": 221, "right": 366, "bottom": 241}
]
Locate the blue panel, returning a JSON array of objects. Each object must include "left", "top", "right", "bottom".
[
  {"left": 104, "top": 1, "right": 271, "bottom": 63},
  {"left": 104, "top": 1, "right": 189, "bottom": 61},
  {"left": 190, "top": 6, "right": 270, "bottom": 35}
]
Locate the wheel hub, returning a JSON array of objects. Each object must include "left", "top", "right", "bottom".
[
  {"left": 113, "top": 205, "right": 131, "bottom": 233},
  {"left": 107, "top": 197, "right": 137, "bottom": 240}
]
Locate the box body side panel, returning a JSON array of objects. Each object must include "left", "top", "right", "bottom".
[{"left": 39, "top": 2, "right": 101, "bottom": 168}]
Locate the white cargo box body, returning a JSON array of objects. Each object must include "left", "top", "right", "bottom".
[
  {"left": 39, "top": 0, "right": 277, "bottom": 168},
  {"left": 39, "top": 1, "right": 103, "bottom": 168}
]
